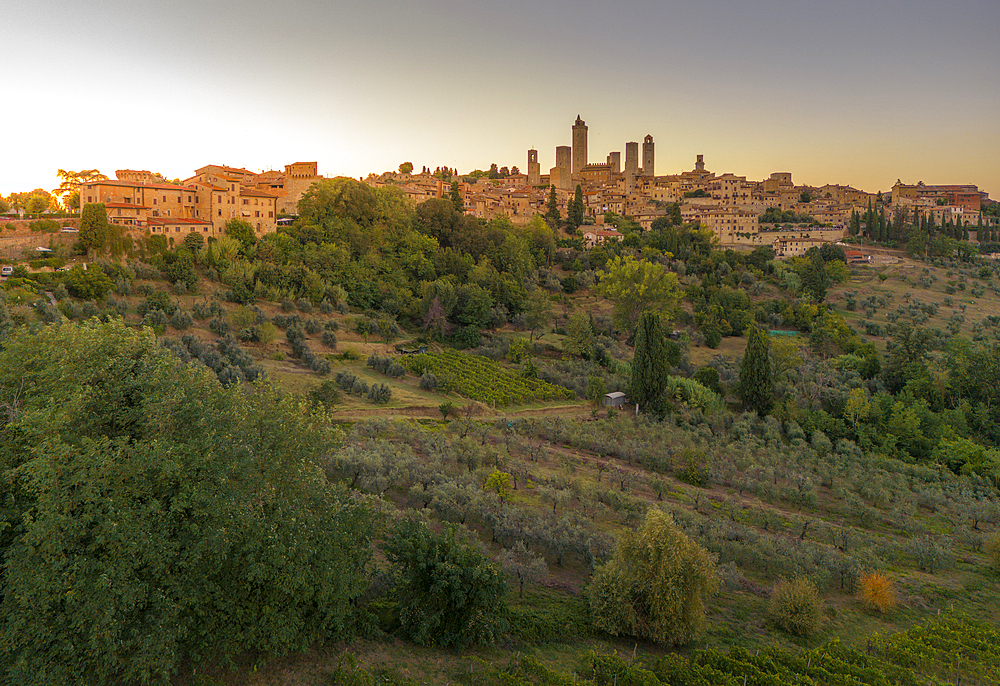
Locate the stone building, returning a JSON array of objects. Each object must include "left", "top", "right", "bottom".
[
  {"left": 572, "top": 115, "right": 588, "bottom": 177},
  {"left": 642, "top": 135, "right": 654, "bottom": 177},
  {"left": 527, "top": 149, "right": 541, "bottom": 186}
]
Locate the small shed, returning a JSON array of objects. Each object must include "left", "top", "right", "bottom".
[{"left": 603, "top": 391, "right": 627, "bottom": 407}]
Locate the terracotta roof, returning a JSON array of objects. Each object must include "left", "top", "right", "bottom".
[
  {"left": 239, "top": 189, "right": 277, "bottom": 198},
  {"left": 146, "top": 217, "right": 212, "bottom": 226}
]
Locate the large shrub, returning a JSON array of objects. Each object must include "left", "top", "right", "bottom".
[
  {"left": 767, "top": 577, "right": 823, "bottom": 636},
  {"left": 587, "top": 508, "right": 718, "bottom": 646},
  {"left": 385, "top": 517, "right": 507, "bottom": 649}
]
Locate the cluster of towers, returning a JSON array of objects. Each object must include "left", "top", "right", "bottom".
[{"left": 527, "top": 116, "right": 656, "bottom": 190}]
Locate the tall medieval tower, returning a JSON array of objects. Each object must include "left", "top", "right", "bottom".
[
  {"left": 624, "top": 141, "right": 639, "bottom": 185},
  {"left": 572, "top": 115, "right": 588, "bottom": 177},
  {"left": 527, "top": 149, "right": 540, "bottom": 186},
  {"left": 642, "top": 135, "right": 654, "bottom": 177}
]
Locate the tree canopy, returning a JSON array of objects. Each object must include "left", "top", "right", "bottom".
[
  {"left": 596, "top": 255, "right": 681, "bottom": 333},
  {"left": 0, "top": 320, "right": 376, "bottom": 685}
]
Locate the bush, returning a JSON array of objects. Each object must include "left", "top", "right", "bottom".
[
  {"left": 321, "top": 330, "right": 338, "bottom": 348},
  {"left": 170, "top": 310, "right": 193, "bottom": 330},
  {"left": 309, "top": 379, "right": 341, "bottom": 407},
  {"left": 587, "top": 509, "right": 717, "bottom": 646},
  {"left": 208, "top": 317, "right": 229, "bottom": 336},
  {"left": 304, "top": 317, "right": 322, "bottom": 335},
  {"left": 858, "top": 571, "right": 896, "bottom": 614},
  {"left": 419, "top": 373, "right": 438, "bottom": 391},
  {"left": 141, "top": 309, "right": 169, "bottom": 334},
  {"left": 385, "top": 518, "right": 507, "bottom": 649},
  {"left": 767, "top": 577, "right": 822, "bottom": 637}
]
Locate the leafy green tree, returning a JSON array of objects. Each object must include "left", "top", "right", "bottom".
[
  {"left": 79, "top": 202, "right": 109, "bottom": 252},
  {"left": 595, "top": 255, "right": 681, "bottom": 333},
  {"left": 0, "top": 320, "right": 376, "bottom": 686},
  {"left": 385, "top": 517, "right": 507, "bottom": 649},
  {"left": 224, "top": 217, "right": 258, "bottom": 251},
  {"left": 298, "top": 177, "right": 378, "bottom": 228},
  {"left": 54, "top": 169, "right": 107, "bottom": 210},
  {"left": 739, "top": 324, "right": 773, "bottom": 415},
  {"left": 524, "top": 289, "right": 552, "bottom": 342},
  {"left": 26, "top": 189, "right": 53, "bottom": 215},
  {"left": 801, "top": 251, "right": 829, "bottom": 301},
  {"left": 587, "top": 509, "right": 718, "bottom": 646},
  {"left": 183, "top": 231, "right": 205, "bottom": 252},
  {"left": 628, "top": 312, "right": 669, "bottom": 415},
  {"left": 564, "top": 311, "right": 594, "bottom": 357},
  {"left": 63, "top": 264, "right": 114, "bottom": 301},
  {"left": 484, "top": 468, "right": 514, "bottom": 506},
  {"left": 499, "top": 541, "right": 548, "bottom": 598},
  {"left": 586, "top": 375, "right": 607, "bottom": 407},
  {"left": 398, "top": 161, "right": 414, "bottom": 174}
]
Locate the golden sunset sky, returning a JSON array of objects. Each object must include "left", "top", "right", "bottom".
[{"left": 2, "top": 0, "right": 997, "bottom": 198}]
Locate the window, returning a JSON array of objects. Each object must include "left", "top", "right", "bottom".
[{"left": 152, "top": 199, "right": 157, "bottom": 205}]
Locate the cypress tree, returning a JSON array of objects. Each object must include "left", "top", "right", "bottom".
[
  {"left": 544, "top": 185, "right": 561, "bottom": 227},
  {"left": 568, "top": 184, "right": 584, "bottom": 229},
  {"left": 627, "top": 312, "right": 669, "bottom": 415},
  {"left": 802, "top": 250, "right": 828, "bottom": 302},
  {"left": 449, "top": 181, "right": 463, "bottom": 213},
  {"left": 79, "top": 203, "right": 109, "bottom": 253},
  {"left": 739, "top": 324, "right": 773, "bottom": 416}
]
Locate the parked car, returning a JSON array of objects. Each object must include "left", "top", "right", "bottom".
[{"left": 1, "top": 266, "right": 13, "bottom": 277}]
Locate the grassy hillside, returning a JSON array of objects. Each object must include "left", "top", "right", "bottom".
[{"left": 2, "top": 245, "right": 998, "bottom": 686}]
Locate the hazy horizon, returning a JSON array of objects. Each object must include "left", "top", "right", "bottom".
[{"left": 2, "top": 0, "right": 997, "bottom": 199}]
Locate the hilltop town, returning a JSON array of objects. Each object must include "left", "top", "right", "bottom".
[{"left": 3, "top": 116, "right": 996, "bottom": 263}]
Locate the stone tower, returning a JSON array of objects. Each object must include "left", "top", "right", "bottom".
[
  {"left": 527, "top": 149, "right": 540, "bottom": 186},
  {"left": 607, "top": 151, "right": 621, "bottom": 175},
  {"left": 695, "top": 154, "right": 705, "bottom": 172},
  {"left": 624, "top": 141, "right": 639, "bottom": 185},
  {"left": 552, "top": 145, "right": 572, "bottom": 190},
  {"left": 642, "top": 135, "right": 654, "bottom": 177},
  {"left": 572, "top": 115, "right": 588, "bottom": 177}
]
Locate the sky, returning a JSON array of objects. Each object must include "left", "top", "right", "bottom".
[{"left": 2, "top": 0, "right": 998, "bottom": 198}]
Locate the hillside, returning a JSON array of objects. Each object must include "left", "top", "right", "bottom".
[{"left": 1, "top": 207, "right": 998, "bottom": 685}]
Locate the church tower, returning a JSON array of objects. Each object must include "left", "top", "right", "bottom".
[
  {"left": 527, "top": 149, "right": 540, "bottom": 186},
  {"left": 572, "top": 115, "right": 588, "bottom": 177},
  {"left": 642, "top": 135, "right": 654, "bottom": 177}
]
